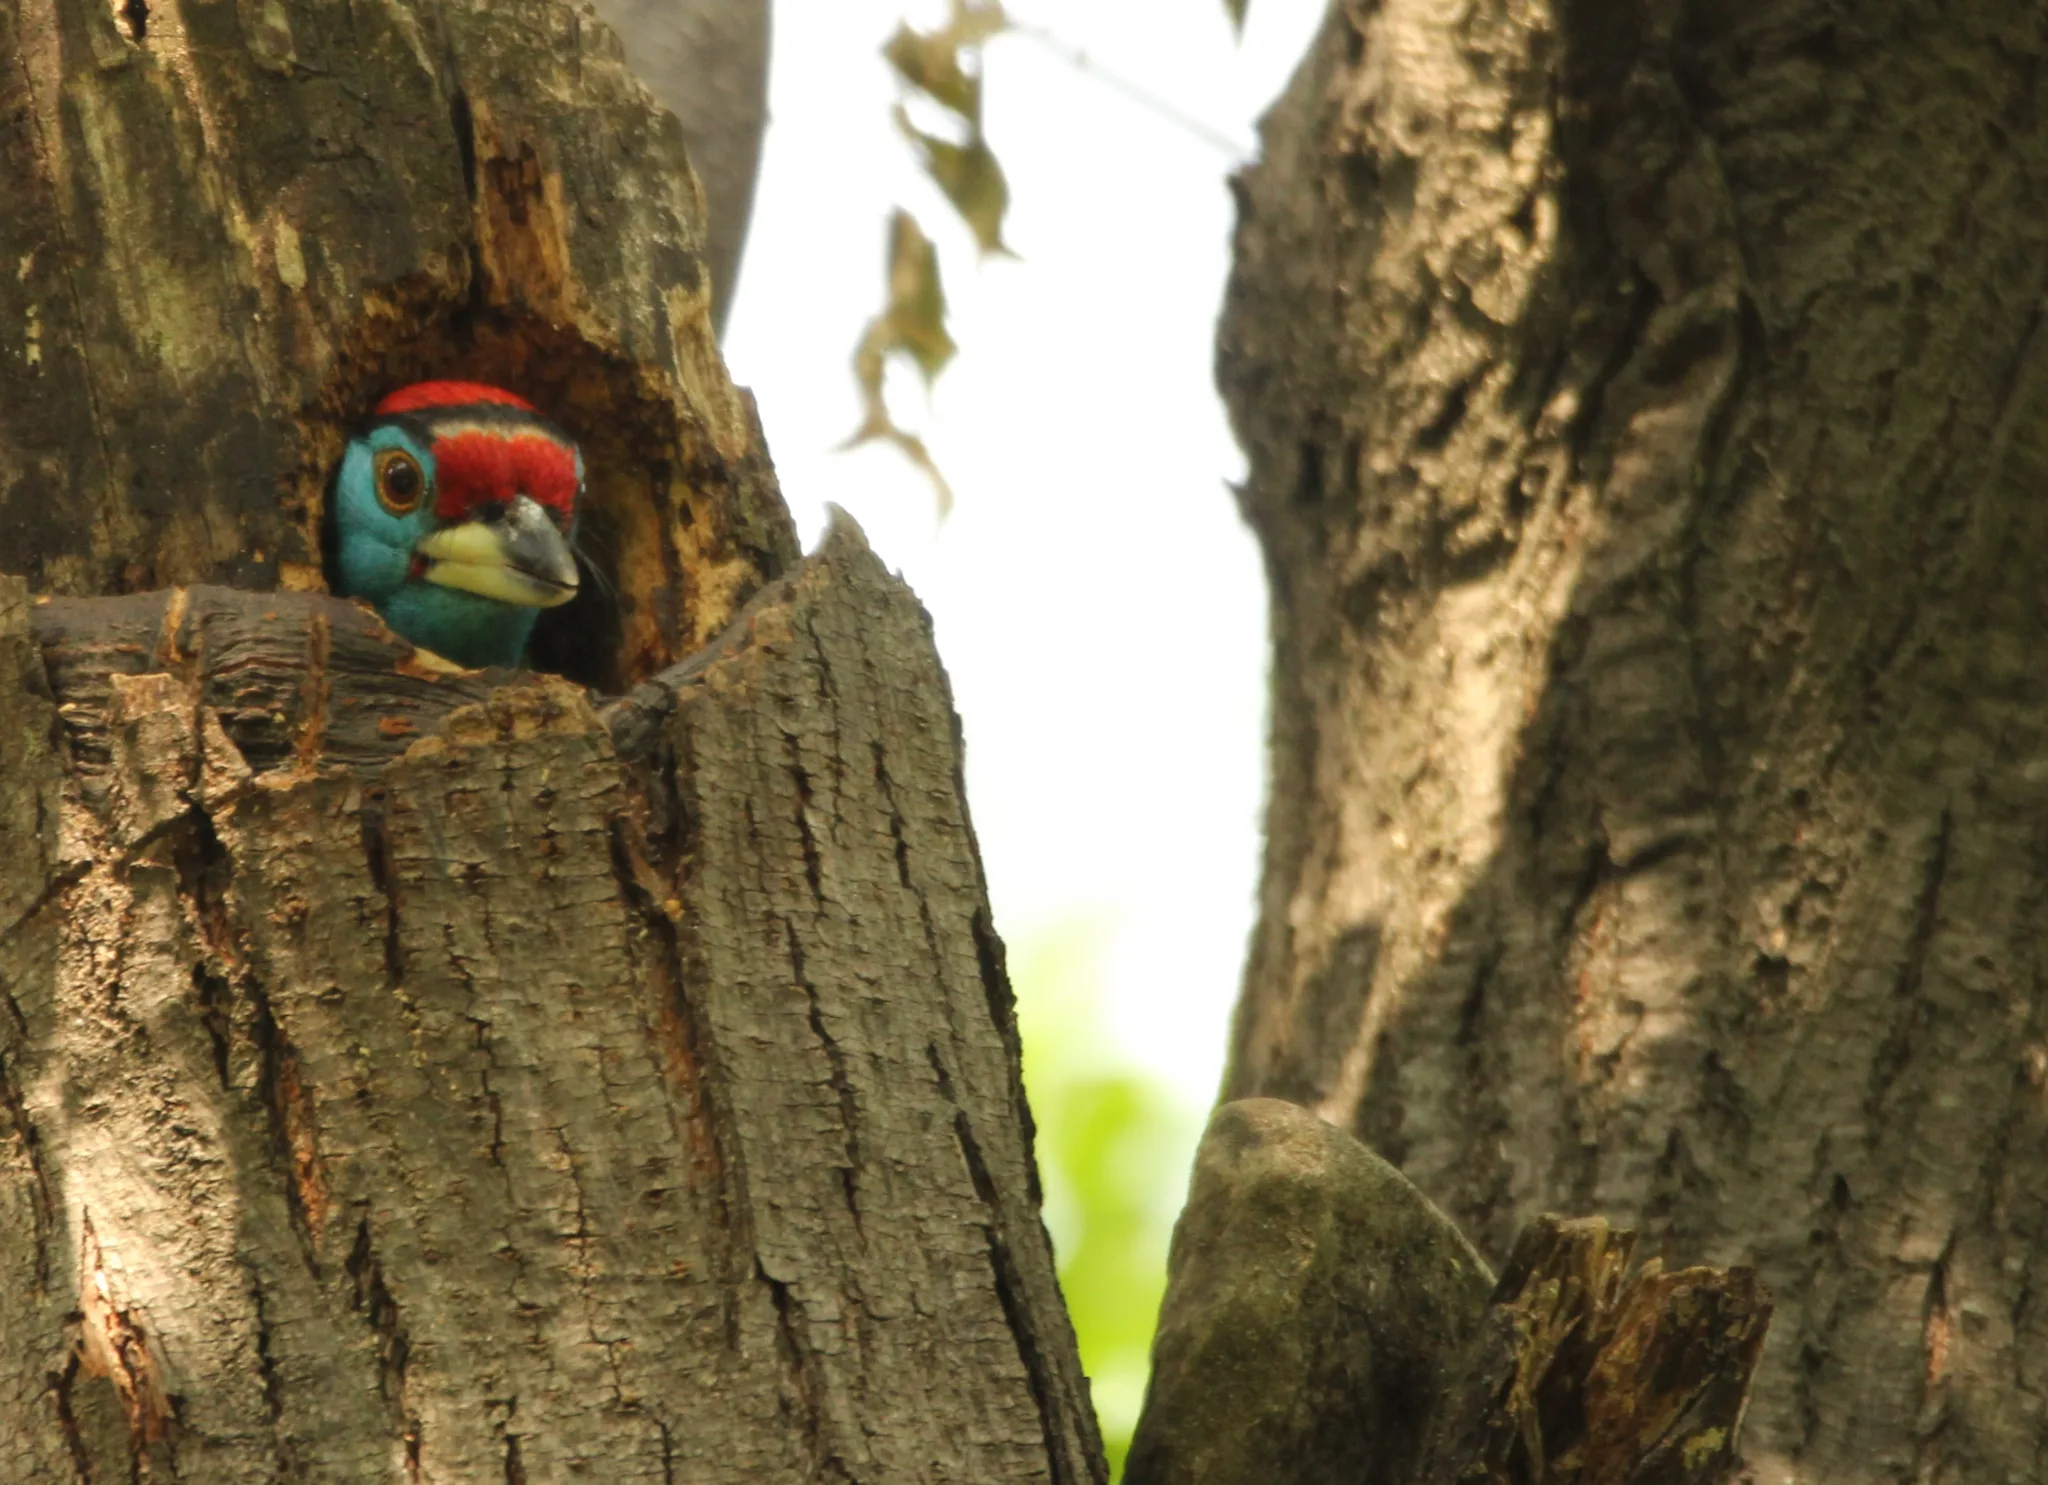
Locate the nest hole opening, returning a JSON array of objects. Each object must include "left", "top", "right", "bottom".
[{"left": 310, "top": 299, "right": 690, "bottom": 697}]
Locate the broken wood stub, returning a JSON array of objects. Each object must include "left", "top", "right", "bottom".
[
  {"left": 1126, "top": 1100, "right": 1769, "bottom": 1485},
  {"left": 1417, "top": 1217, "right": 1770, "bottom": 1485},
  {"left": 0, "top": 521, "right": 1103, "bottom": 1482}
]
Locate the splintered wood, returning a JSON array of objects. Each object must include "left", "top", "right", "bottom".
[{"left": 1417, "top": 1217, "right": 1769, "bottom": 1485}]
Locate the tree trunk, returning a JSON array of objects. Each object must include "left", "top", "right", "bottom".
[
  {"left": 1220, "top": 2, "right": 2048, "bottom": 1481},
  {"left": 0, "top": 0, "right": 1102, "bottom": 1479},
  {"left": 582, "top": 0, "right": 768, "bottom": 339}
]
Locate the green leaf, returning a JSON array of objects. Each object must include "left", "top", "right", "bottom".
[
  {"left": 845, "top": 210, "right": 958, "bottom": 514},
  {"left": 893, "top": 107, "right": 1013, "bottom": 256},
  {"left": 1225, "top": 0, "right": 1248, "bottom": 31}
]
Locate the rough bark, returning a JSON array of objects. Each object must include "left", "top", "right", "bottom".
[
  {"left": 0, "top": 521, "right": 1103, "bottom": 1481},
  {"left": 584, "top": 0, "right": 768, "bottom": 336},
  {"left": 1220, "top": 1, "right": 2048, "bottom": 1480}
]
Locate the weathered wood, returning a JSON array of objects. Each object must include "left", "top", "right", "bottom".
[
  {"left": 0, "top": 0, "right": 796, "bottom": 692},
  {"left": 0, "top": 573, "right": 75, "bottom": 1482},
  {"left": 584, "top": 0, "right": 769, "bottom": 337},
  {"left": 31, "top": 587, "right": 502, "bottom": 782},
  {"left": 1417, "top": 1217, "right": 1768, "bottom": 1485},
  {"left": 1218, "top": 0, "right": 2048, "bottom": 1477},
  {"left": 0, "top": 521, "right": 1104, "bottom": 1481}
]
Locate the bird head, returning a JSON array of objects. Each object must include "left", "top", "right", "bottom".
[{"left": 330, "top": 381, "right": 582, "bottom": 669}]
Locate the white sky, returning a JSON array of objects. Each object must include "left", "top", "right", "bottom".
[{"left": 725, "top": 0, "right": 1325, "bottom": 1109}]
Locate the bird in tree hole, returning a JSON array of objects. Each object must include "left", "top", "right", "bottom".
[{"left": 330, "top": 381, "right": 583, "bottom": 669}]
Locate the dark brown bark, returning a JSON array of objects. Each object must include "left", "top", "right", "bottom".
[
  {"left": 1220, "top": 1, "right": 2048, "bottom": 1480},
  {"left": 0, "top": 0, "right": 1101, "bottom": 1477}
]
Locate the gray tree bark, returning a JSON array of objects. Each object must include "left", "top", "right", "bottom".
[
  {"left": 0, "top": 0, "right": 1101, "bottom": 1478},
  {"left": 1220, "top": 2, "right": 2048, "bottom": 1481},
  {"left": 585, "top": 0, "right": 768, "bottom": 336}
]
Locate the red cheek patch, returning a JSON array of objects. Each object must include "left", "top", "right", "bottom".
[{"left": 431, "top": 431, "right": 580, "bottom": 521}]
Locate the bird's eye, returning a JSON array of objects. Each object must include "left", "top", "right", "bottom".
[{"left": 374, "top": 449, "right": 425, "bottom": 514}]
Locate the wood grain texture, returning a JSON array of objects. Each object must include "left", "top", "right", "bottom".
[
  {"left": 1220, "top": 0, "right": 2048, "bottom": 1478},
  {"left": 1416, "top": 1217, "right": 1769, "bottom": 1485},
  {"left": 0, "top": 573, "right": 77, "bottom": 1483},
  {"left": 0, "top": 521, "right": 1102, "bottom": 1482}
]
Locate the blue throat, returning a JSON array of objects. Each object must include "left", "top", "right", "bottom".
[{"left": 378, "top": 586, "right": 541, "bottom": 669}]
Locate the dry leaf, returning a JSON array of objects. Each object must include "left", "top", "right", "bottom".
[
  {"left": 845, "top": 210, "right": 958, "bottom": 514},
  {"left": 893, "top": 106, "right": 1013, "bottom": 256}
]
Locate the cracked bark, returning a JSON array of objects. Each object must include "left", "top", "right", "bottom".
[
  {"left": 0, "top": 0, "right": 1098, "bottom": 1476},
  {"left": 1222, "top": 1, "right": 2048, "bottom": 1480}
]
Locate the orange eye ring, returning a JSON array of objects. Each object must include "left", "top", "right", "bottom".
[{"left": 373, "top": 448, "right": 426, "bottom": 514}]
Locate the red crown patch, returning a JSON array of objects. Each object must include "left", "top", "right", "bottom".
[
  {"left": 375, "top": 381, "right": 539, "bottom": 416},
  {"left": 430, "top": 432, "right": 580, "bottom": 522}
]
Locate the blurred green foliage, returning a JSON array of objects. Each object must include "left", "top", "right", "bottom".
[{"left": 1010, "top": 919, "right": 1204, "bottom": 1479}]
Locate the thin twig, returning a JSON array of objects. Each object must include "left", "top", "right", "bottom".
[{"left": 1003, "top": 23, "right": 1254, "bottom": 158}]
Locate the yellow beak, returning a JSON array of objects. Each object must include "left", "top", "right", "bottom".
[{"left": 416, "top": 495, "right": 579, "bottom": 609}]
